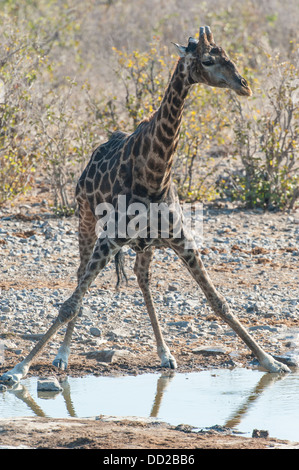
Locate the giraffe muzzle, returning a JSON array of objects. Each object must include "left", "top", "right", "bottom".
[{"left": 236, "top": 77, "right": 252, "bottom": 96}]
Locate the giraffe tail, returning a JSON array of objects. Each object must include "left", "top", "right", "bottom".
[{"left": 114, "top": 249, "right": 128, "bottom": 289}]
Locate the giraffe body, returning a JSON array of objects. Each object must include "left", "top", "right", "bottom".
[{"left": 0, "top": 27, "right": 290, "bottom": 386}]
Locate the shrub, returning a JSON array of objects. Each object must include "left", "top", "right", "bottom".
[
  {"left": 1, "top": 0, "right": 298, "bottom": 212},
  {"left": 219, "top": 51, "right": 299, "bottom": 210},
  {"left": 0, "top": 10, "right": 41, "bottom": 204}
]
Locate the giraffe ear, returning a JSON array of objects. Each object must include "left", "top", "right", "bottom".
[{"left": 172, "top": 42, "right": 187, "bottom": 57}]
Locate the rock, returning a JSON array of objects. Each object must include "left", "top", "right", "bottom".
[
  {"left": 246, "top": 303, "right": 260, "bottom": 313},
  {"left": 37, "top": 376, "right": 62, "bottom": 392},
  {"left": 252, "top": 429, "right": 269, "bottom": 439},
  {"left": 0, "top": 306, "right": 11, "bottom": 313},
  {"left": 106, "top": 328, "right": 129, "bottom": 340},
  {"left": 168, "top": 283, "right": 179, "bottom": 292},
  {"left": 85, "top": 349, "right": 130, "bottom": 363},
  {"left": 174, "top": 424, "right": 195, "bottom": 433},
  {"left": 90, "top": 327, "right": 101, "bottom": 337},
  {"left": 21, "top": 334, "right": 45, "bottom": 341},
  {"left": 248, "top": 325, "right": 278, "bottom": 332},
  {"left": 208, "top": 321, "right": 223, "bottom": 331},
  {"left": 163, "top": 295, "right": 174, "bottom": 305},
  {"left": 273, "top": 353, "right": 299, "bottom": 367},
  {"left": 167, "top": 321, "right": 190, "bottom": 328},
  {"left": 192, "top": 346, "right": 228, "bottom": 356}
]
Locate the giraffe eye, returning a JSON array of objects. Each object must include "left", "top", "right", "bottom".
[{"left": 202, "top": 59, "right": 214, "bottom": 67}]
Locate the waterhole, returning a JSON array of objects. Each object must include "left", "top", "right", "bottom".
[{"left": 1, "top": 367, "right": 299, "bottom": 442}]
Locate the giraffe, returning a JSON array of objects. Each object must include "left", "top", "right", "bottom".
[{"left": 0, "top": 26, "right": 290, "bottom": 385}]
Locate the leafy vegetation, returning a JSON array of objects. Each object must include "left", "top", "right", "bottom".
[
  {"left": 219, "top": 52, "right": 299, "bottom": 210},
  {"left": 0, "top": 0, "right": 298, "bottom": 211}
]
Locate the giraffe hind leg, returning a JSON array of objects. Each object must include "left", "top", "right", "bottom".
[
  {"left": 134, "top": 249, "right": 177, "bottom": 369},
  {"left": 52, "top": 319, "right": 76, "bottom": 370},
  {"left": 167, "top": 233, "right": 290, "bottom": 373},
  {"left": 115, "top": 249, "right": 128, "bottom": 289}
]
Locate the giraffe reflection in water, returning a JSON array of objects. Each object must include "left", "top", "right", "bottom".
[{"left": 1, "top": 370, "right": 290, "bottom": 434}]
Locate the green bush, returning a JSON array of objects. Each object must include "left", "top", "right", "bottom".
[
  {"left": 0, "top": 1, "right": 89, "bottom": 211},
  {"left": 0, "top": 0, "right": 298, "bottom": 212},
  {"left": 219, "top": 51, "right": 299, "bottom": 210},
  {"left": 0, "top": 8, "right": 40, "bottom": 204}
]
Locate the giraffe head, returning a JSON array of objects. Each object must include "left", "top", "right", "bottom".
[{"left": 173, "top": 26, "right": 252, "bottom": 97}]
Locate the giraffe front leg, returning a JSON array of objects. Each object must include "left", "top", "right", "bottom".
[
  {"left": 53, "top": 198, "right": 98, "bottom": 371},
  {"left": 0, "top": 239, "right": 120, "bottom": 385},
  {"left": 0, "top": 295, "right": 81, "bottom": 386},
  {"left": 53, "top": 237, "right": 119, "bottom": 370},
  {"left": 0, "top": 318, "right": 63, "bottom": 386},
  {"left": 134, "top": 249, "right": 177, "bottom": 369},
  {"left": 167, "top": 235, "right": 290, "bottom": 374},
  {"left": 0, "top": 361, "right": 31, "bottom": 387}
]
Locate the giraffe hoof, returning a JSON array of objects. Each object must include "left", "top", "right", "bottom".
[
  {"left": 161, "top": 355, "right": 177, "bottom": 369},
  {"left": 0, "top": 362, "right": 29, "bottom": 386},
  {"left": 52, "top": 358, "right": 68, "bottom": 371},
  {"left": 269, "top": 360, "right": 290, "bottom": 374},
  {"left": 260, "top": 354, "right": 291, "bottom": 373},
  {"left": 0, "top": 373, "right": 20, "bottom": 386}
]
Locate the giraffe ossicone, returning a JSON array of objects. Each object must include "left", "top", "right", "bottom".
[{"left": 0, "top": 26, "right": 290, "bottom": 386}]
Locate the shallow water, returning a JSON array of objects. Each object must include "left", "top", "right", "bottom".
[{"left": 1, "top": 367, "right": 299, "bottom": 442}]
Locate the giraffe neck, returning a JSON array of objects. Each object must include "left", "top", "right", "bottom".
[{"left": 132, "top": 58, "right": 192, "bottom": 197}]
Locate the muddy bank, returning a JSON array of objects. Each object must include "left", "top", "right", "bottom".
[{"left": 0, "top": 415, "right": 297, "bottom": 449}]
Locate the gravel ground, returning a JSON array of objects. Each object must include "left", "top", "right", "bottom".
[{"left": 0, "top": 195, "right": 299, "bottom": 449}]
